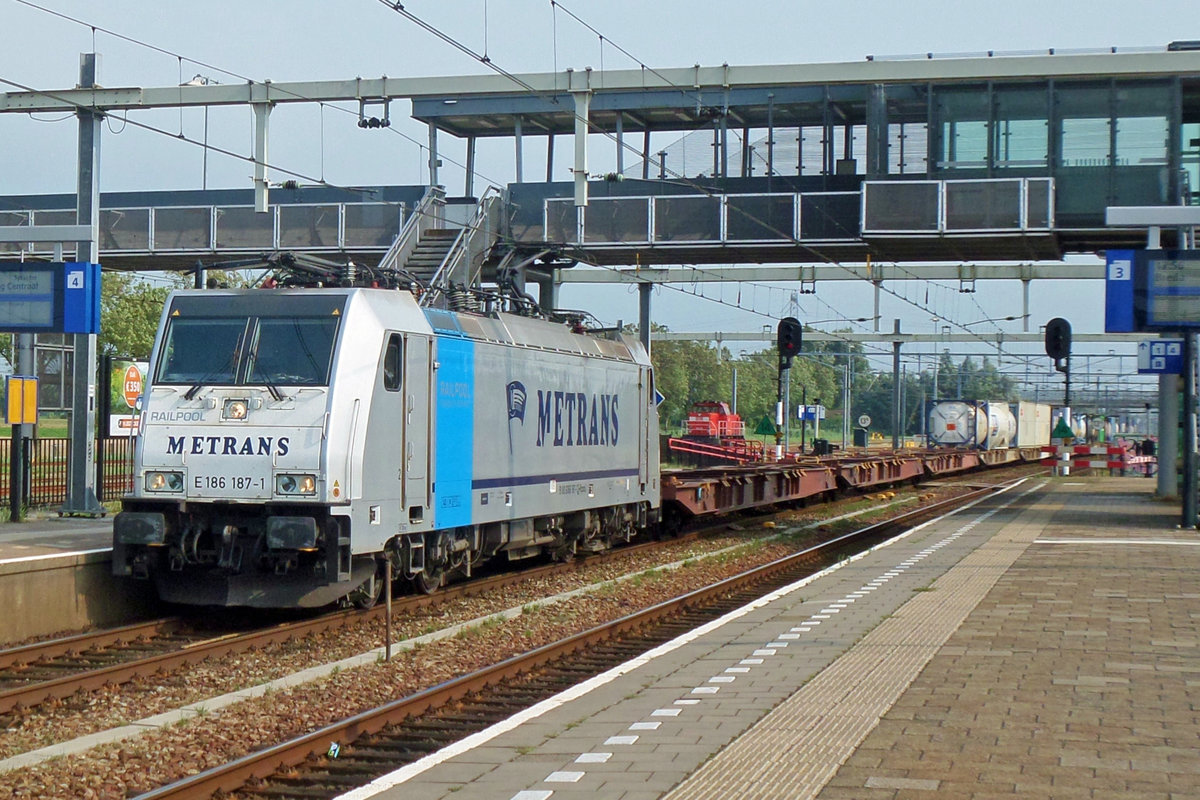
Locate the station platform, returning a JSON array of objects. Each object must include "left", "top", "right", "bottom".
[
  {"left": 340, "top": 476, "right": 1198, "bottom": 800},
  {"left": 0, "top": 515, "right": 111, "bottom": 558},
  {"left": 0, "top": 516, "right": 152, "bottom": 643}
]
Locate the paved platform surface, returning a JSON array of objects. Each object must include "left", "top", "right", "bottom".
[
  {"left": 341, "top": 476, "right": 1195, "bottom": 800},
  {"left": 0, "top": 515, "right": 110, "bottom": 563}
]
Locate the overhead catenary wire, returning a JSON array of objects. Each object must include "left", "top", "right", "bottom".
[
  {"left": 0, "top": 73, "right": 353, "bottom": 192},
  {"left": 8, "top": 2, "right": 1085, "bottom": 381},
  {"left": 9, "top": 0, "right": 508, "bottom": 193},
  {"left": 542, "top": 8, "right": 1036, "bottom": 355}
]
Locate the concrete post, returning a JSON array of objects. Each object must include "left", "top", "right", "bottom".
[{"left": 638, "top": 282, "right": 651, "bottom": 355}]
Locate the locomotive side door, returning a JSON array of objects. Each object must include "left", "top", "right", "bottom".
[{"left": 403, "top": 334, "right": 432, "bottom": 519}]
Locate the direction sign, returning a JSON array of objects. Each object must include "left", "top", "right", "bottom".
[{"left": 1137, "top": 339, "right": 1184, "bottom": 375}]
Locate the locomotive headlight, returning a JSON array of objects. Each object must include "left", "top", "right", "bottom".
[
  {"left": 222, "top": 399, "right": 249, "bottom": 420},
  {"left": 145, "top": 471, "right": 184, "bottom": 492},
  {"left": 275, "top": 473, "right": 317, "bottom": 496}
]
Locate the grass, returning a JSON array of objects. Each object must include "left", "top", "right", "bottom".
[{"left": 32, "top": 415, "right": 70, "bottom": 438}]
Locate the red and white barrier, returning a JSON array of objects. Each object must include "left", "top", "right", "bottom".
[{"left": 1039, "top": 444, "right": 1154, "bottom": 475}]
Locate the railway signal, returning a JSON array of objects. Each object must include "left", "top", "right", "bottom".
[
  {"left": 1044, "top": 316, "right": 1072, "bottom": 407},
  {"left": 777, "top": 317, "right": 803, "bottom": 369},
  {"left": 774, "top": 317, "right": 803, "bottom": 458},
  {"left": 1044, "top": 317, "right": 1071, "bottom": 369}
]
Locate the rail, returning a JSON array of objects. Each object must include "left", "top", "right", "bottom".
[
  {"left": 0, "top": 534, "right": 691, "bottom": 715},
  {"left": 132, "top": 479, "right": 1016, "bottom": 799}
]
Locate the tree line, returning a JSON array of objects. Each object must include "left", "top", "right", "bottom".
[
  {"left": 0, "top": 276, "right": 1020, "bottom": 440},
  {"left": 650, "top": 331, "right": 1020, "bottom": 440}
]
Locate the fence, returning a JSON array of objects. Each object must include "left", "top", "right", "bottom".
[{"left": 0, "top": 437, "right": 135, "bottom": 508}]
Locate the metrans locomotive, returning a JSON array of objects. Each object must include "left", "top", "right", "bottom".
[{"left": 113, "top": 288, "right": 660, "bottom": 608}]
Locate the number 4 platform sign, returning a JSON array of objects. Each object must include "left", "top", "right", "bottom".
[{"left": 0, "top": 262, "right": 101, "bottom": 334}]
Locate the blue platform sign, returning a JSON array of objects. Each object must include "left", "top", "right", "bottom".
[
  {"left": 0, "top": 262, "right": 100, "bottom": 334},
  {"left": 1106, "top": 250, "right": 1200, "bottom": 332},
  {"left": 1104, "top": 250, "right": 1136, "bottom": 332},
  {"left": 1137, "top": 339, "right": 1184, "bottom": 374},
  {"left": 798, "top": 404, "right": 826, "bottom": 421}
]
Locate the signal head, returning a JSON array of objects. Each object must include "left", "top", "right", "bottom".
[{"left": 777, "top": 316, "right": 803, "bottom": 367}]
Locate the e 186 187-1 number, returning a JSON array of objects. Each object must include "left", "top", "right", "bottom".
[{"left": 194, "top": 475, "right": 265, "bottom": 490}]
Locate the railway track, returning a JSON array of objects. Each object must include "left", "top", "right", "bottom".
[
  {"left": 132, "top": 478, "right": 1021, "bottom": 800},
  {"left": 0, "top": 533, "right": 704, "bottom": 718},
  {"left": 0, "top": 467, "right": 1038, "bottom": 721}
]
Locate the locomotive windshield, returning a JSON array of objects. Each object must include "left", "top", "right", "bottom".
[{"left": 156, "top": 297, "right": 343, "bottom": 387}]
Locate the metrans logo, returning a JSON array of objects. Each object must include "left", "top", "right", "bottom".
[
  {"left": 534, "top": 389, "right": 619, "bottom": 447},
  {"left": 166, "top": 435, "right": 290, "bottom": 456}
]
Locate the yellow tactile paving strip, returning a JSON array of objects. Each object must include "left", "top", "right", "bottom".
[
  {"left": 816, "top": 480, "right": 1200, "bottom": 799},
  {"left": 666, "top": 487, "right": 1063, "bottom": 800}
]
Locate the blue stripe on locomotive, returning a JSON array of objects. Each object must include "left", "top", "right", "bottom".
[{"left": 433, "top": 336, "right": 475, "bottom": 529}]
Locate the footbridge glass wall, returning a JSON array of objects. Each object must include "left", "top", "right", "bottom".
[
  {"left": 927, "top": 78, "right": 1182, "bottom": 224},
  {"left": 499, "top": 74, "right": 1192, "bottom": 252}
]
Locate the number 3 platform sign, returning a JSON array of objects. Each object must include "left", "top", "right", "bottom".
[{"left": 1106, "top": 250, "right": 1200, "bottom": 333}]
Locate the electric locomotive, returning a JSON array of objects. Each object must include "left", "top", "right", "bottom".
[{"left": 113, "top": 286, "right": 660, "bottom": 608}]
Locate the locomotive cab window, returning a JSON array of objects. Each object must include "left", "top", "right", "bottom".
[
  {"left": 383, "top": 334, "right": 402, "bottom": 392},
  {"left": 155, "top": 298, "right": 343, "bottom": 388},
  {"left": 156, "top": 318, "right": 248, "bottom": 385},
  {"left": 245, "top": 317, "right": 339, "bottom": 386}
]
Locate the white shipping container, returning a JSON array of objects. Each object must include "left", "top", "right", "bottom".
[{"left": 1015, "top": 401, "right": 1052, "bottom": 447}]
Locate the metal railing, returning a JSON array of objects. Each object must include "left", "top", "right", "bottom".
[
  {"left": 376, "top": 186, "right": 446, "bottom": 274},
  {"left": 422, "top": 186, "right": 502, "bottom": 307},
  {"left": 0, "top": 203, "right": 406, "bottom": 257},
  {"left": 861, "top": 177, "right": 1055, "bottom": 234},
  {"left": 539, "top": 178, "right": 1056, "bottom": 247},
  {"left": 0, "top": 438, "right": 134, "bottom": 508}
]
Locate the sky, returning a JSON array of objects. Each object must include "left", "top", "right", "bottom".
[{"left": 0, "top": 0, "right": 1193, "bottom": 398}]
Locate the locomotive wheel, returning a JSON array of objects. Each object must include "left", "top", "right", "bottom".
[
  {"left": 350, "top": 569, "right": 385, "bottom": 610},
  {"left": 413, "top": 568, "right": 443, "bottom": 595}
]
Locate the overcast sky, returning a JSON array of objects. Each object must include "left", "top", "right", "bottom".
[{"left": 1, "top": 0, "right": 1191, "bottom": 389}]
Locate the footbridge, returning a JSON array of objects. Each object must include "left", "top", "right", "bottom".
[{"left": 3, "top": 45, "right": 1199, "bottom": 284}]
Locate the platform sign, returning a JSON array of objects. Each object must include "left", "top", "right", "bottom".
[
  {"left": 0, "top": 262, "right": 101, "bottom": 334},
  {"left": 1137, "top": 339, "right": 1184, "bottom": 374},
  {"left": 1106, "top": 250, "right": 1200, "bottom": 332},
  {"left": 1104, "top": 250, "right": 1136, "bottom": 332}
]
